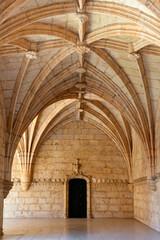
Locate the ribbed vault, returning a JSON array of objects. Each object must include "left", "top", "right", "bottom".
[{"left": 0, "top": 0, "right": 160, "bottom": 193}]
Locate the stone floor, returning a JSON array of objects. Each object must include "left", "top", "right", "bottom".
[{"left": 1, "top": 219, "right": 160, "bottom": 240}]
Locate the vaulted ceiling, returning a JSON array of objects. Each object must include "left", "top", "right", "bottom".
[{"left": 1, "top": 0, "right": 160, "bottom": 186}]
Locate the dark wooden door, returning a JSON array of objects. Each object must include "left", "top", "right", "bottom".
[{"left": 68, "top": 178, "right": 87, "bottom": 218}]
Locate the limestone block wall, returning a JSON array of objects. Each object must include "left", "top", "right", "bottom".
[
  {"left": 4, "top": 184, "right": 64, "bottom": 218},
  {"left": 4, "top": 122, "right": 133, "bottom": 219},
  {"left": 92, "top": 185, "right": 133, "bottom": 218},
  {"left": 132, "top": 131, "right": 160, "bottom": 232},
  {"left": 134, "top": 182, "right": 160, "bottom": 232}
]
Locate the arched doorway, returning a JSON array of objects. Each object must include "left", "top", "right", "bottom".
[{"left": 68, "top": 178, "right": 87, "bottom": 218}]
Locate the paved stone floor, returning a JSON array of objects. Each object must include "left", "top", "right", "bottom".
[{"left": 1, "top": 219, "right": 160, "bottom": 240}]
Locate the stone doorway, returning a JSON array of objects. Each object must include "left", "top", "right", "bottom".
[{"left": 68, "top": 178, "right": 87, "bottom": 218}]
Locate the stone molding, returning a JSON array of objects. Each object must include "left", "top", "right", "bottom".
[
  {"left": 133, "top": 176, "right": 158, "bottom": 191},
  {"left": 12, "top": 177, "right": 128, "bottom": 187},
  {"left": 91, "top": 178, "right": 128, "bottom": 187},
  {"left": 13, "top": 178, "right": 64, "bottom": 186},
  {"left": 134, "top": 176, "right": 147, "bottom": 184}
]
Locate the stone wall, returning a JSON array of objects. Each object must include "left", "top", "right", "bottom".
[
  {"left": 132, "top": 131, "right": 160, "bottom": 232},
  {"left": 134, "top": 182, "right": 160, "bottom": 232},
  {"left": 4, "top": 122, "right": 133, "bottom": 219},
  {"left": 92, "top": 184, "right": 133, "bottom": 218}
]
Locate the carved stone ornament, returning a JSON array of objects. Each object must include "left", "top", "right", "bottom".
[
  {"left": 75, "top": 82, "right": 87, "bottom": 89},
  {"left": 26, "top": 51, "right": 37, "bottom": 60},
  {"left": 128, "top": 52, "right": 141, "bottom": 59},
  {"left": 76, "top": 67, "right": 86, "bottom": 73},
  {"left": 73, "top": 45, "right": 90, "bottom": 54},
  {"left": 12, "top": 178, "right": 65, "bottom": 186},
  {"left": 91, "top": 178, "right": 128, "bottom": 187},
  {"left": 75, "top": 12, "right": 88, "bottom": 23}
]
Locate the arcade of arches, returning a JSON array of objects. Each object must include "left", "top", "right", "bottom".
[{"left": 0, "top": 0, "right": 160, "bottom": 237}]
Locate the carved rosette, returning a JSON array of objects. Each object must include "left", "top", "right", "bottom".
[
  {"left": 26, "top": 51, "right": 37, "bottom": 60},
  {"left": 73, "top": 45, "right": 90, "bottom": 54},
  {"left": 75, "top": 13, "right": 88, "bottom": 23}
]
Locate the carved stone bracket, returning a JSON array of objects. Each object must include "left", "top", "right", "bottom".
[
  {"left": 3, "top": 180, "right": 13, "bottom": 198},
  {"left": 76, "top": 67, "right": 86, "bottom": 73}
]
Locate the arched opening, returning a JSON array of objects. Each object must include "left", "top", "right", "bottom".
[{"left": 68, "top": 178, "right": 87, "bottom": 218}]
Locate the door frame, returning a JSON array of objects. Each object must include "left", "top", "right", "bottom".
[{"left": 64, "top": 174, "right": 91, "bottom": 218}]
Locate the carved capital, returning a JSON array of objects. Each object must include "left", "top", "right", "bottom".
[
  {"left": 75, "top": 12, "right": 88, "bottom": 23},
  {"left": 3, "top": 180, "right": 13, "bottom": 198},
  {"left": 73, "top": 45, "right": 90, "bottom": 54},
  {"left": 26, "top": 51, "right": 37, "bottom": 60}
]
